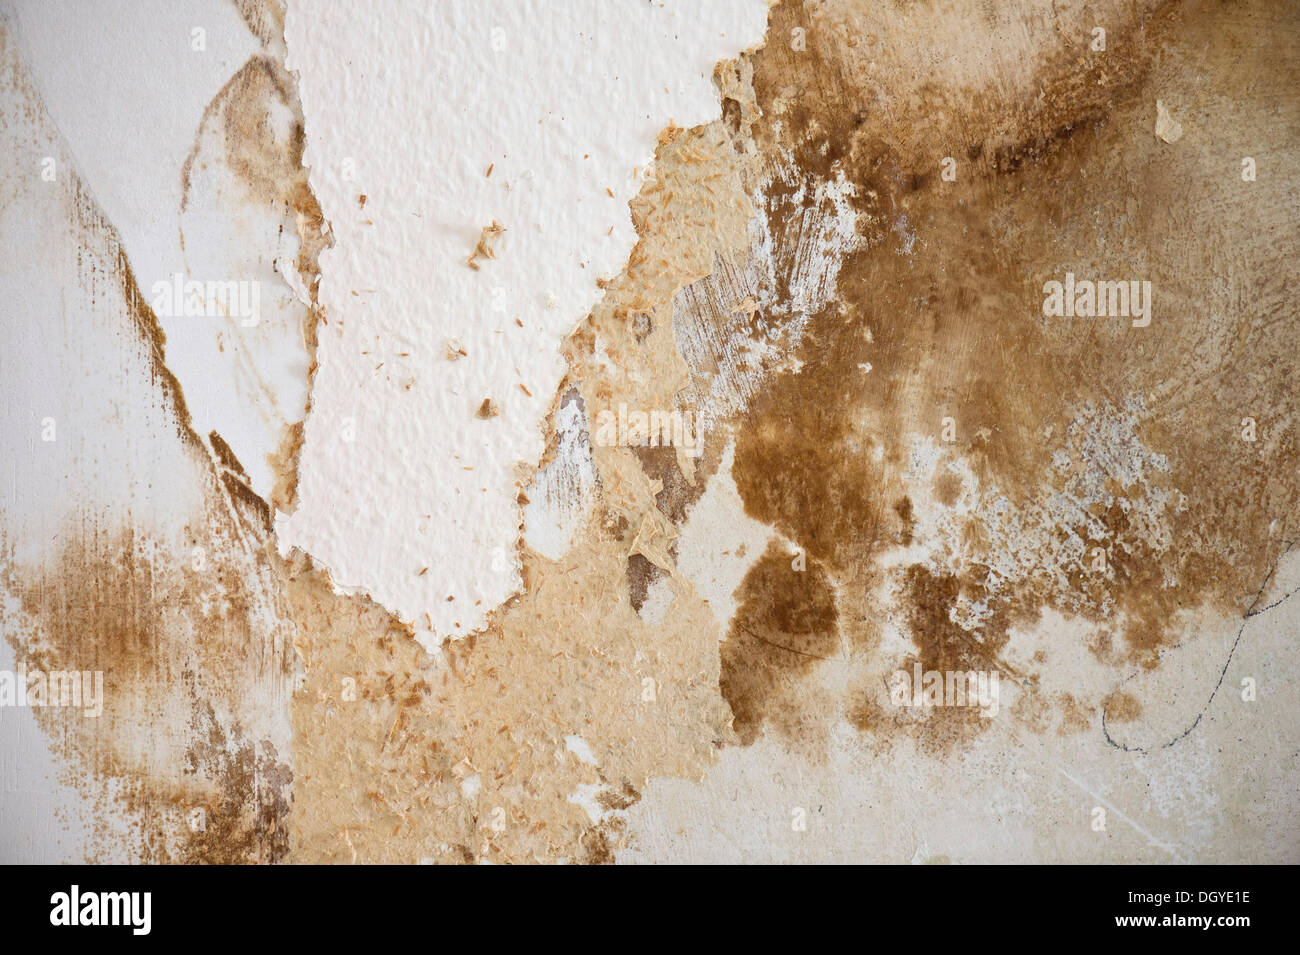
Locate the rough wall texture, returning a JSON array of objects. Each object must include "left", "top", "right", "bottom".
[{"left": 1, "top": 0, "right": 1297, "bottom": 863}]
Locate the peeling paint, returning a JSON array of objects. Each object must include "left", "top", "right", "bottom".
[{"left": 2, "top": 0, "right": 1298, "bottom": 865}]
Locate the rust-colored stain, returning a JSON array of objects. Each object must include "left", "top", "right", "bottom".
[
  {"left": 708, "top": 0, "right": 1299, "bottom": 751},
  {"left": 722, "top": 539, "right": 839, "bottom": 748},
  {"left": 4, "top": 0, "right": 1298, "bottom": 863}
]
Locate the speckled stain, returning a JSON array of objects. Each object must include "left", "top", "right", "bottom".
[
  {"left": 712, "top": 0, "right": 1299, "bottom": 757},
  {"left": 3, "top": 0, "right": 1298, "bottom": 863},
  {"left": 0, "top": 1, "right": 304, "bottom": 863},
  {"left": 0, "top": 211, "right": 298, "bottom": 863}
]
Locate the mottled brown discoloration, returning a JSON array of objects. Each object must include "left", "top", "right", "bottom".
[
  {"left": 715, "top": 0, "right": 1300, "bottom": 750},
  {"left": 721, "top": 539, "right": 839, "bottom": 747},
  {"left": 3, "top": 519, "right": 294, "bottom": 863},
  {"left": 231, "top": 0, "right": 285, "bottom": 51},
  {"left": 0, "top": 10, "right": 298, "bottom": 862},
  {"left": 1105, "top": 689, "right": 1143, "bottom": 725},
  {"left": 285, "top": 529, "right": 733, "bottom": 863},
  {"left": 267, "top": 419, "right": 305, "bottom": 512},
  {"left": 8, "top": 0, "right": 1297, "bottom": 864},
  {"left": 174, "top": 703, "right": 291, "bottom": 864}
]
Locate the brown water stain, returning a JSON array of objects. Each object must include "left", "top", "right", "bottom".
[
  {"left": 0, "top": 11, "right": 299, "bottom": 860},
  {"left": 719, "top": 0, "right": 1300, "bottom": 751},
  {"left": 3, "top": 519, "right": 293, "bottom": 863},
  {"left": 9, "top": 0, "right": 1297, "bottom": 863},
  {"left": 721, "top": 539, "right": 839, "bottom": 747}
]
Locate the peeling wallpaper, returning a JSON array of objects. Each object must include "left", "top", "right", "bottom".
[{"left": 1, "top": 0, "right": 1298, "bottom": 865}]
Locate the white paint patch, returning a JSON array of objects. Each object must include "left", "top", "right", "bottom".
[
  {"left": 637, "top": 576, "right": 677, "bottom": 627},
  {"left": 4, "top": 1, "right": 313, "bottom": 501},
  {"left": 674, "top": 440, "right": 775, "bottom": 630},
  {"left": 567, "top": 782, "right": 607, "bottom": 824},
  {"left": 459, "top": 773, "right": 482, "bottom": 800},
  {"left": 564, "top": 735, "right": 598, "bottom": 767},
  {"left": 523, "top": 390, "right": 597, "bottom": 560},
  {"left": 280, "top": 0, "right": 770, "bottom": 645},
  {"left": 1155, "top": 99, "right": 1184, "bottom": 144}
]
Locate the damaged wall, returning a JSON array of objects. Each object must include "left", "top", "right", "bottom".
[{"left": 1, "top": 0, "right": 1297, "bottom": 864}]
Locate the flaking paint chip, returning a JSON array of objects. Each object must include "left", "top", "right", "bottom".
[{"left": 467, "top": 220, "right": 506, "bottom": 270}]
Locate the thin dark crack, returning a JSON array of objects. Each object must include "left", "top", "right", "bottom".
[{"left": 1102, "top": 537, "right": 1298, "bottom": 754}]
